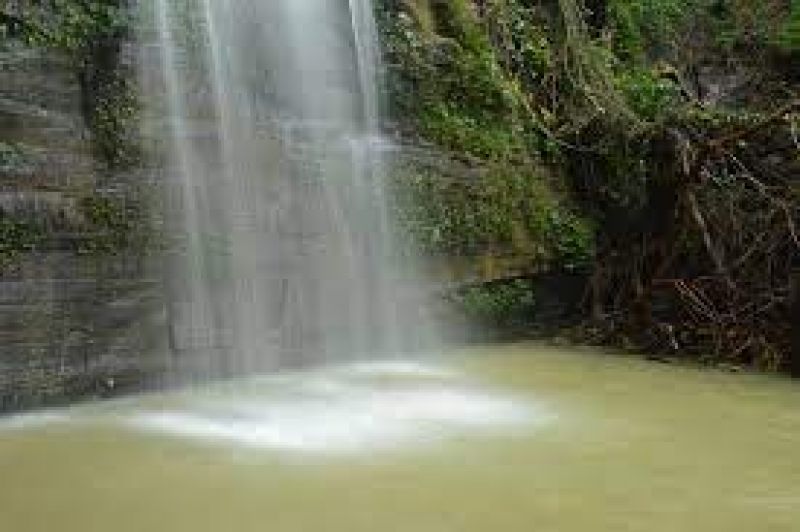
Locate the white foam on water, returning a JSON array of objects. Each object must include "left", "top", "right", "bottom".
[
  {"left": 129, "top": 364, "right": 548, "bottom": 455},
  {"left": 345, "top": 360, "right": 456, "bottom": 379}
]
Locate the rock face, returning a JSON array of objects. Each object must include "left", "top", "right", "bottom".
[{"left": 0, "top": 41, "right": 164, "bottom": 412}]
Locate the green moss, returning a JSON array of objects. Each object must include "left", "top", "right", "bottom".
[
  {"left": 380, "top": 1, "right": 593, "bottom": 272},
  {"left": 4, "top": 2, "right": 141, "bottom": 169},
  {"left": 76, "top": 194, "right": 150, "bottom": 255},
  {"left": 88, "top": 74, "right": 141, "bottom": 168},
  {"left": 391, "top": 163, "right": 593, "bottom": 269},
  {"left": 9, "top": 1, "right": 130, "bottom": 54},
  {"left": 420, "top": 103, "right": 523, "bottom": 159},
  {"left": 380, "top": 0, "right": 545, "bottom": 161},
  {"left": 0, "top": 216, "right": 45, "bottom": 269}
]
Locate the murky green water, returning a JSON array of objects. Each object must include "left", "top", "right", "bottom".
[{"left": 2, "top": 344, "right": 799, "bottom": 532}]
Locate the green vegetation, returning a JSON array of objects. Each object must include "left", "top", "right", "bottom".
[
  {"left": 0, "top": 216, "right": 44, "bottom": 269},
  {"left": 76, "top": 194, "right": 152, "bottom": 255},
  {"left": 382, "top": 0, "right": 798, "bottom": 370},
  {"left": 379, "top": 1, "right": 533, "bottom": 159},
  {"left": 9, "top": 1, "right": 129, "bottom": 52},
  {"left": 451, "top": 278, "right": 537, "bottom": 328},
  {"left": 1, "top": 1, "right": 147, "bottom": 269},
  {"left": 778, "top": 0, "right": 800, "bottom": 52},
  {"left": 391, "top": 163, "right": 593, "bottom": 268},
  {"left": 380, "top": 0, "right": 596, "bottom": 274},
  {"left": 1, "top": 1, "right": 140, "bottom": 168}
]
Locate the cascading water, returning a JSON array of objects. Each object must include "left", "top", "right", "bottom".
[{"left": 141, "top": 0, "right": 437, "bottom": 379}]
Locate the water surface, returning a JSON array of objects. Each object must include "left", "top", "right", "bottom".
[{"left": 2, "top": 344, "right": 799, "bottom": 531}]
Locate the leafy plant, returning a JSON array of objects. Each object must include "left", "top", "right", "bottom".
[
  {"left": 615, "top": 68, "right": 680, "bottom": 120},
  {"left": 453, "top": 278, "right": 537, "bottom": 326}
]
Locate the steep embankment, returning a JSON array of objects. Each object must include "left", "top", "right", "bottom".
[
  {"left": 377, "top": 0, "right": 799, "bottom": 371},
  {"left": 0, "top": 6, "right": 162, "bottom": 410}
]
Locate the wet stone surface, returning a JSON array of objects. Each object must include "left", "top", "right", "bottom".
[{"left": 0, "top": 42, "right": 162, "bottom": 411}]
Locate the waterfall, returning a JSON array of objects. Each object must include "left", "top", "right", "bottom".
[{"left": 141, "top": 0, "right": 436, "bottom": 379}]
